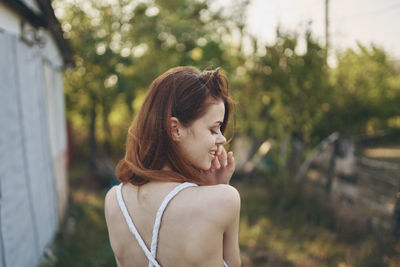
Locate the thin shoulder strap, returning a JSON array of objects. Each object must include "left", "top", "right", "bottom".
[
  {"left": 149, "top": 182, "right": 198, "bottom": 267},
  {"left": 117, "top": 182, "right": 198, "bottom": 267},
  {"left": 116, "top": 183, "right": 161, "bottom": 267}
]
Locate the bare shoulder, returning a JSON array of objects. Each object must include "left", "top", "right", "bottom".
[
  {"left": 104, "top": 185, "right": 119, "bottom": 220},
  {"left": 105, "top": 185, "right": 118, "bottom": 205},
  {"left": 192, "top": 184, "right": 241, "bottom": 228},
  {"left": 199, "top": 184, "right": 240, "bottom": 208}
]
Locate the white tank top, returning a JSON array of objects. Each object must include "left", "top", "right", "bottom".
[{"left": 116, "top": 182, "right": 229, "bottom": 267}]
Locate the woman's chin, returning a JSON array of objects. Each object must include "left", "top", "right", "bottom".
[
  {"left": 201, "top": 163, "right": 212, "bottom": 172},
  {"left": 206, "top": 161, "right": 213, "bottom": 171},
  {"left": 201, "top": 165, "right": 211, "bottom": 172},
  {"left": 193, "top": 162, "right": 211, "bottom": 172}
]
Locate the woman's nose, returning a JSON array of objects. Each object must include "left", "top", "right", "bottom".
[{"left": 216, "top": 133, "right": 226, "bottom": 145}]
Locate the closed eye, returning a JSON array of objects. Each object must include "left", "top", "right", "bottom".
[{"left": 210, "top": 128, "right": 220, "bottom": 135}]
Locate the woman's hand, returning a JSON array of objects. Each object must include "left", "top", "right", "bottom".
[{"left": 204, "top": 145, "right": 235, "bottom": 185}]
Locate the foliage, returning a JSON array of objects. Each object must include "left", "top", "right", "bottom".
[
  {"left": 232, "top": 28, "right": 331, "bottom": 145},
  {"left": 54, "top": 0, "right": 400, "bottom": 168},
  {"left": 54, "top": 0, "right": 246, "bottom": 158},
  {"left": 315, "top": 43, "right": 400, "bottom": 138}
]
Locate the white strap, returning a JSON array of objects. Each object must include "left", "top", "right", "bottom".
[
  {"left": 223, "top": 259, "right": 229, "bottom": 267},
  {"left": 117, "top": 182, "right": 198, "bottom": 267},
  {"left": 116, "top": 183, "right": 161, "bottom": 267},
  {"left": 149, "top": 182, "right": 198, "bottom": 267}
]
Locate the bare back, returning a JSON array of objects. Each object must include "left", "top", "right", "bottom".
[{"left": 104, "top": 181, "right": 241, "bottom": 267}]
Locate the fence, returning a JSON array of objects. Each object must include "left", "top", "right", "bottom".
[{"left": 300, "top": 136, "right": 400, "bottom": 235}]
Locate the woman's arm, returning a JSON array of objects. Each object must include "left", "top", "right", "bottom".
[
  {"left": 218, "top": 185, "right": 241, "bottom": 267},
  {"left": 104, "top": 186, "right": 123, "bottom": 267},
  {"left": 206, "top": 146, "right": 240, "bottom": 265}
]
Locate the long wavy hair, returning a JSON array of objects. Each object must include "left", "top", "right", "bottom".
[{"left": 116, "top": 66, "right": 235, "bottom": 186}]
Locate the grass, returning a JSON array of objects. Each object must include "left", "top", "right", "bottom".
[
  {"left": 361, "top": 146, "right": 400, "bottom": 164},
  {"left": 364, "top": 147, "right": 400, "bottom": 159},
  {"left": 237, "top": 174, "right": 400, "bottom": 266},
  {"left": 40, "top": 164, "right": 400, "bottom": 267},
  {"left": 39, "top": 164, "right": 117, "bottom": 267}
]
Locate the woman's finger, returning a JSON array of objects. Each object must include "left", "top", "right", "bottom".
[
  {"left": 213, "top": 154, "right": 221, "bottom": 169},
  {"left": 217, "top": 145, "right": 223, "bottom": 155},
  {"left": 218, "top": 146, "right": 227, "bottom": 167},
  {"left": 227, "top": 151, "right": 235, "bottom": 170}
]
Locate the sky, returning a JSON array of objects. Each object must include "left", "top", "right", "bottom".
[{"left": 216, "top": 0, "right": 400, "bottom": 65}]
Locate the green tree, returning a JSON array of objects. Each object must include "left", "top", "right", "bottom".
[
  {"left": 54, "top": 0, "right": 247, "bottom": 167},
  {"left": 231, "top": 27, "right": 331, "bottom": 171},
  {"left": 319, "top": 44, "right": 400, "bottom": 137}
]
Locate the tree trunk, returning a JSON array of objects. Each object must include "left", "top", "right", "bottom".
[
  {"left": 287, "top": 136, "right": 304, "bottom": 176},
  {"left": 325, "top": 141, "right": 337, "bottom": 192},
  {"left": 89, "top": 94, "right": 97, "bottom": 171},
  {"left": 279, "top": 135, "right": 289, "bottom": 167},
  {"left": 102, "top": 97, "right": 112, "bottom": 155}
]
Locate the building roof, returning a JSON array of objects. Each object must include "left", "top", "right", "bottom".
[{"left": 2, "top": 0, "right": 74, "bottom": 67}]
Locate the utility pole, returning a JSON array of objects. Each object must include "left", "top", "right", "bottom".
[{"left": 325, "top": 0, "right": 329, "bottom": 65}]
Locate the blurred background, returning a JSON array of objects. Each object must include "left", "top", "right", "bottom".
[{"left": 1, "top": 0, "right": 400, "bottom": 266}]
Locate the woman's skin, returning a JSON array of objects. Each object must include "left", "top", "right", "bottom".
[
  {"left": 105, "top": 101, "right": 241, "bottom": 267},
  {"left": 168, "top": 101, "right": 235, "bottom": 184}
]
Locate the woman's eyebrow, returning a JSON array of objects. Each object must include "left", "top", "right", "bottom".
[{"left": 214, "top": 121, "right": 223, "bottom": 125}]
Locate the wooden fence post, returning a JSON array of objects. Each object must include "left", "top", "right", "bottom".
[
  {"left": 325, "top": 141, "right": 338, "bottom": 192},
  {"left": 295, "top": 132, "right": 339, "bottom": 183},
  {"left": 394, "top": 169, "right": 400, "bottom": 237}
]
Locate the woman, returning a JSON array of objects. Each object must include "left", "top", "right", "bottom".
[{"left": 105, "top": 66, "right": 241, "bottom": 267}]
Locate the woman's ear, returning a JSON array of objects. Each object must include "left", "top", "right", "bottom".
[{"left": 170, "top": 117, "right": 182, "bottom": 141}]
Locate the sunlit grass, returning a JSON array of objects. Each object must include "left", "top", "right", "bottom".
[
  {"left": 39, "top": 165, "right": 116, "bottom": 267},
  {"left": 239, "top": 214, "right": 344, "bottom": 266},
  {"left": 235, "top": 177, "right": 400, "bottom": 267},
  {"left": 364, "top": 147, "right": 400, "bottom": 159}
]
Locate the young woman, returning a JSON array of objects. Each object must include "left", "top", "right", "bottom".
[{"left": 105, "top": 66, "right": 241, "bottom": 267}]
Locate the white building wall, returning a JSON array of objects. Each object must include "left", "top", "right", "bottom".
[
  {"left": 16, "top": 32, "right": 59, "bottom": 257},
  {"left": 0, "top": 32, "right": 42, "bottom": 267},
  {"left": 0, "top": 3, "right": 69, "bottom": 266},
  {"left": 0, "top": 2, "right": 21, "bottom": 35},
  {"left": 42, "top": 35, "right": 69, "bottom": 221}
]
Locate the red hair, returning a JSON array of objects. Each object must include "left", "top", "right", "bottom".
[{"left": 116, "top": 66, "right": 234, "bottom": 186}]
